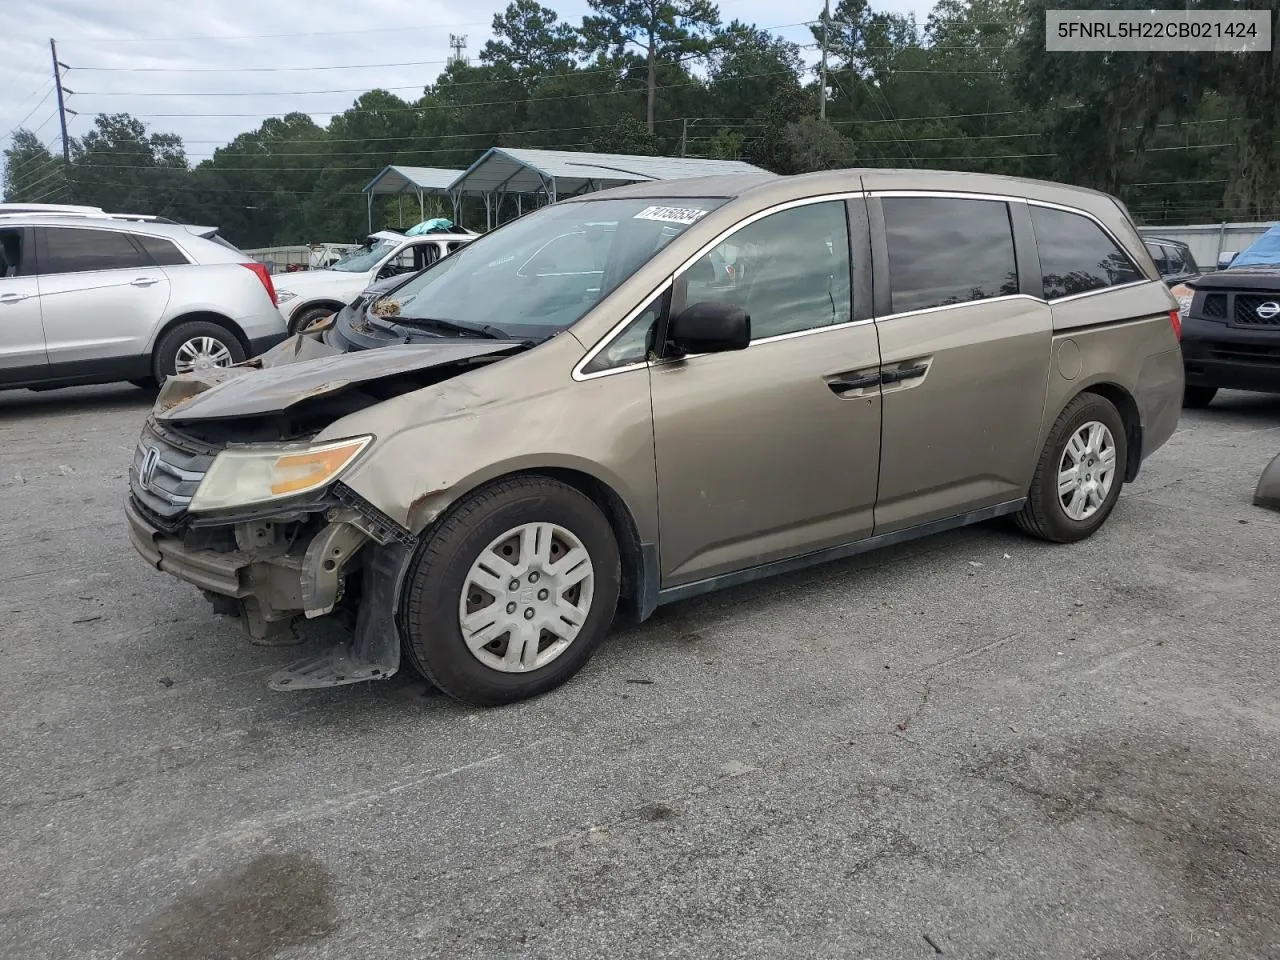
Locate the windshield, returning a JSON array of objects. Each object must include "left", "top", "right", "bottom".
[
  {"left": 330, "top": 238, "right": 398, "bottom": 272},
  {"left": 385, "top": 198, "right": 728, "bottom": 335}
]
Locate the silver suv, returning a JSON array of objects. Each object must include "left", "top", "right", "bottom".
[{"left": 0, "top": 207, "right": 286, "bottom": 391}]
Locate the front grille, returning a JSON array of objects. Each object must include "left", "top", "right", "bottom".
[
  {"left": 1233, "top": 294, "right": 1280, "bottom": 327},
  {"left": 1202, "top": 293, "right": 1227, "bottom": 319},
  {"left": 128, "top": 418, "right": 220, "bottom": 526}
]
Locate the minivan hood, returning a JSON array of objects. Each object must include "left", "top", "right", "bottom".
[{"left": 154, "top": 336, "right": 520, "bottom": 421}]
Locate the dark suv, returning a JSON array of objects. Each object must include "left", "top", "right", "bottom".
[
  {"left": 1179, "top": 225, "right": 1280, "bottom": 408},
  {"left": 1144, "top": 237, "right": 1201, "bottom": 286}
]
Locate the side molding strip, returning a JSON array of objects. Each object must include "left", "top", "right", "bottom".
[{"left": 656, "top": 499, "right": 1027, "bottom": 606}]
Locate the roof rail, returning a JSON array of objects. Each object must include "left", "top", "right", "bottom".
[
  {"left": 0, "top": 211, "right": 179, "bottom": 224},
  {"left": 0, "top": 202, "right": 105, "bottom": 215}
]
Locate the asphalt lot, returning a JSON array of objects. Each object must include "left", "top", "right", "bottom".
[{"left": 2, "top": 384, "right": 1278, "bottom": 960}]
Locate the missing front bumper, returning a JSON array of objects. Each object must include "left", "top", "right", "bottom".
[{"left": 126, "top": 496, "right": 415, "bottom": 687}]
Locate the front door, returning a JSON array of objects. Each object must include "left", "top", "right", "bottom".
[
  {"left": 0, "top": 227, "right": 48, "bottom": 384},
  {"left": 649, "top": 197, "right": 884, "bottom": 586},
  {"left": 868, "top": 194, "right": 1053, "bottom": 533}
]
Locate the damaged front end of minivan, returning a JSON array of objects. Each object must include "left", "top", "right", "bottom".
[{"left": 125, "top": 331, "right": 527, "bottom": 690}]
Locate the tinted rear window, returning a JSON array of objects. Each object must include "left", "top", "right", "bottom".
[
  {"left": 37, "top": 227, "right": 151, "bottom": 274},
  {"left": 134, "top": 233, "right": 189, "bottom": 266},
  {"left": 882, "top": 197, "right": 1018, "bottom": 313},
  {"left": 1031, "top": 206, "right": 1142, "bottom": 299}
]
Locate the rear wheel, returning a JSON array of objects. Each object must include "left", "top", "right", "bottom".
[
  {"left": 153, "top": 320, "right": 245, "bottom": 382},
  {"left": 1183, "top": 385, "right": 1218, "bottom": 409},
  {"left": 401, "top": 476, "right": 620, "bottom": 706},
  {"left": 1015, "top": 392, "right": 1128, "bottom": 544}
]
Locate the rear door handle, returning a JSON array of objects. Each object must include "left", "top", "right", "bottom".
[
  {"left": 881, "top": 363, "right": 928, "bottom": 384},
  {"left": 0, "top": 292, "right": 28, "bottom": 303},
  {"left": 826, "top": 371, "right": 882, "bottom": 393},
  {"left": 130, "top": 277, "right": 160, "bottom": 287}
]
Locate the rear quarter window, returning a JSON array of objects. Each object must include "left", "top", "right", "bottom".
[
  {"left": 1031, "top": 206, "right": 1143, "bottom": 299},
  {"left": 134, "top": 233, "right": 190, "bottom": 266}
]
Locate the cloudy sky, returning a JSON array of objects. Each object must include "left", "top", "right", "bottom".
[{"left": 2, "top": 0, "right": 933, "bottom": 165}]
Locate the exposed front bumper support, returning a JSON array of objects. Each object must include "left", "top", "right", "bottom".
[{"left": 268, "top": 541, "right": 414, "bottom": 690}]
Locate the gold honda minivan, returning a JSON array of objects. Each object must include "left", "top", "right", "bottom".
[{"left": 127, "top": 169, "right": 1184, "bottom": 705}]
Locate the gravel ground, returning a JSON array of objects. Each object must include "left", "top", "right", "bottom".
[{"left": 1, "top": 384, "right": 1278, "bottom": 960}]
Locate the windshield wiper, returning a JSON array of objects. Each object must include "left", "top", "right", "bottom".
[{"left": 384, "top": 316, "right": 510, "bottom": 340}]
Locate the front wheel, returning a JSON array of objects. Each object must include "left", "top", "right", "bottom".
[
  {"left": 401, "top": 476, "right": 621, "bottom": 706},
  {"left": 1015, "top": 392, "right": 1128, "bottom": 544},
  {"left": 289, "top": 306, "right": 335, "bottom": 335}
]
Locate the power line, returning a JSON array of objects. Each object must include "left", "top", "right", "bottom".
[
  {"left": 71, "top": 58, "right": 452, "bottom": 73},
  {"left": 1, "top": 85, "right": 57, "bottom": 142}
]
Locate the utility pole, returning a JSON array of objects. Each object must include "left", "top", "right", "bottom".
[
  {"left": 681, "top": 118, "right": 688, "bottom": 157},
  {"left": 819, "top": 0, "right": 829, "bottom": 120},
  {"left": 49, "top": 38, "right": 70, "bottom": 165}
]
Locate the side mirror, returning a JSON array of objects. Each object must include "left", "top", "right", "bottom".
[
  {"left": 667, "top": 300, "right": 750, "bottom": 354},
  {"left": 1218, "top": 251, "right": 1238, "bottom": 270}
]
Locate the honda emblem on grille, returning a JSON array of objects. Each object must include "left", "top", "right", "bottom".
[
  {"left": 138, "top": 446, "right": 161, "bottom": 491},
  {"left": 1257, "top": 301, "right": 1280, "bottom": 320}
]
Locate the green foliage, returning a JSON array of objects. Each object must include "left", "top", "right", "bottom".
[{"left": 3, "top": 0, "right": 1276, "bottom": 243}]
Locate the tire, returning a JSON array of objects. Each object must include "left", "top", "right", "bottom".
[
  {"left": 153, "top": 321, "right": 246, "bottom": 383},
  {"left": 1183, "top": 385, "right": 1218, "bottom": 409},
  {"left": 289, "top": 306, "right": 336, "bottom": 335},
  {"left": 1015, "top": 392, "right": 1128, "bottom": 544},
  {"left": 401, "top": 476, "right": 621, "bottom": 706}
]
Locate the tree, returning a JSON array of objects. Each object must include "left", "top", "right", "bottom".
[
  {"left": 582, "top": 0, "right": 721, "bottom": 132},
  {"left": 783, "top": 117, "right": 856, "bottom": 172},
  {"left": 481, "top": 0, "right": 579, "bottom": 85},
  {"left": 68, "top": 113, "right": 189, "bottom": 216},
  {"left": 707, "top": 21, "right": 803, "bottom": 121},
  {"left": 2, "top": 130, "right": 62, "bottom": 203}
]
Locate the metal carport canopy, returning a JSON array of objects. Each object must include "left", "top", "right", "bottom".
[
  {"left": 448, "top": 147, "right": 769, "bottom": 200},
  {"left": 362, "top": 164, "right": 465, "bottom": 230}
]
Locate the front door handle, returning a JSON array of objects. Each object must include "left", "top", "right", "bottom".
[
  {"left": 0, "top": 292, "right": 28, "bottom": 303},
  {"left": 881, "top": 363, "right": 928, "bottom": 384},
  {"left": 826, "top": 371, "right": 882, "bottom": 393},
  {"left": 130, "top": 277, "right": 160, "bottom": 287}
]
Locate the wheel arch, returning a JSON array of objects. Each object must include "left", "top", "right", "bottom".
[
  {"left": 150, "top": 311, "right": 251, "bottom": 359},
  {"left": 414, "top": 465, "right": 657, "bottom": 625},
  {"left": 1073, "top": 380, "right": 1143, "bottom": 482}
]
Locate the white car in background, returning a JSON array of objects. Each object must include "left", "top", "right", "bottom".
[
  {"left": 273, "top": 229, "right": 477, "bottom": 333},
  {"left": 0, "top": 206, "right": 285, "bottom": 391}
]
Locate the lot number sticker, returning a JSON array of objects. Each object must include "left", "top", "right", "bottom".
[{"left": 633, "top": 205, "right": 710, "bottom": 225}]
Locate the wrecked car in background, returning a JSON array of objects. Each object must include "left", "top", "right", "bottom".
[{"left": 127, "top": 169, "right": 1183, "bottom": 706}]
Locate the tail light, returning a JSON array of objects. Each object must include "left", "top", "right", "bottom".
[
  {"left": 1169, "top": 308, "right": 1182, "bottom": 342},
  {"left": 241, "top": 261, "right": 278, "bottom": 306}
]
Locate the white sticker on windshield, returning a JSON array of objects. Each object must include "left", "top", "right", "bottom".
[{"left": 633, "top": 205, "right": 710, "bottom": 226}]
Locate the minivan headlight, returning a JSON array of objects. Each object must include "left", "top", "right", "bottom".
[{"left": 188, "top": 436, "right": 372, "bottom": 513}]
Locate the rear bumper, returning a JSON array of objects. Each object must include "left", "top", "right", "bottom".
[
  {"left": 1181, "top": 317, "right": 1280, "bottom": 394},
  {"left": 247, "top": 331, "right": 288, "bottom": 359}
]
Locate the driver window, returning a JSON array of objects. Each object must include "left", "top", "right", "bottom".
[{"left": 682, "top": 201, "right": 852, "bottom": 341}]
